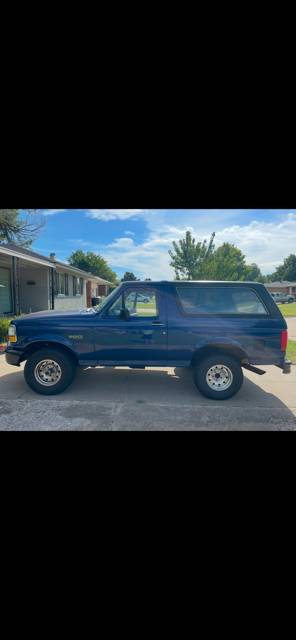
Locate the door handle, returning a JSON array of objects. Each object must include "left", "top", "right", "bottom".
[{"left": 152, "top": 322, "right": 165, "bottom": 326}]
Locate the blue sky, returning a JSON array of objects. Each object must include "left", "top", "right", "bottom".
[{"left": 26, "top": 209, "right": 296, "bottom": 279}]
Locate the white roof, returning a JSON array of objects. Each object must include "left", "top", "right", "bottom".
[{"left": 0, "top": 243, "right": 113, "bottom": 285}]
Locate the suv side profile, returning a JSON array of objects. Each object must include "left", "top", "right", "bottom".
[{"left": 5, "top": 281, "right": 291, "bottom": 401}]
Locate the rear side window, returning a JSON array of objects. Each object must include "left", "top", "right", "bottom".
[{"left": 176, "top": 287, "right": 268, "bottom": 316}]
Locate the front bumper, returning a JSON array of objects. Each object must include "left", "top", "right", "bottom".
[{"left": 5, "top": 350, "right": 22, "bottom": 366}]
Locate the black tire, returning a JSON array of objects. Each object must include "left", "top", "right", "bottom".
[
  {"left": 288, "top": 298, "right": 294, "bottom": 304},
  {"left": 194, "top": 354, "right": 244, "bottom": 400},
  {"left": 24, "top": 348, "right": 76, "bottom": 395}
]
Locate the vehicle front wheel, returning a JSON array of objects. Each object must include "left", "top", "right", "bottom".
[
  {"left": 24, "top": 348, "right": 76, "bottom": 395},
  {"left": 194, "top": 354, "right": 243, "bottom": 400}
]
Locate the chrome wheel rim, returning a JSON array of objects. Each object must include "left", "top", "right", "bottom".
[
  {"left": 206, "top": 364, "right": 233, "bottom": 391},
  {"left": 34, "top": 359, "right": 62, "bottom": 387}
]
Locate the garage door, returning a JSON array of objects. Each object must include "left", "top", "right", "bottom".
[{"left": 0, "top": 267, "right": 12, "bottom": 314}]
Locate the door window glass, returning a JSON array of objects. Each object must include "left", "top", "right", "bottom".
[{"left": 107, "top": 288, "right": 159, "bottom": 318}]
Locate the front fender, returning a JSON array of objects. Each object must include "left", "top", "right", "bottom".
[{"left": 19, "top": 333, "right": 76, "bottom": 352}]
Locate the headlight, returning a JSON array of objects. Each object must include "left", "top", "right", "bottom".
[{"left": 8, "top": 324, "right": 17, "bottom": 344}]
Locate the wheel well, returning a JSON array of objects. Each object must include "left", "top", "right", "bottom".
[
  {"left": 191, "top": 344, "right": 248, "bottom": 367},
  {"left": 20, "top": 341, "right": 78, "bottom": 365}
]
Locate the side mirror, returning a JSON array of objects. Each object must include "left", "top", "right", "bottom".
[{"left": 120, "top": 308, "right": 130, "bottom": 320}]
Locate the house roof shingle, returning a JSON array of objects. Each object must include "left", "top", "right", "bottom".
[
  {"left": 0, "top": 242, "right": 54, "bottom": 266},
  {"left": 265, "top": 281, "right": 296, "bottom": 288}
]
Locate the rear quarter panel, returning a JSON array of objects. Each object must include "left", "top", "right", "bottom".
[{"left": 165, "top": 283, "right": 287, "bottom": 366}]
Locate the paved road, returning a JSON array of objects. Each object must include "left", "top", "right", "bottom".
[
  {"left": 287, "top": 317, "right": 296, "bottom": 340},
  {"left": 0, "top": 356, "right": 295, "bottom": 430}
]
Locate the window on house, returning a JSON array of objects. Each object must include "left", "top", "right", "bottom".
[
  {"left": 0, "top": 267, "right": 12, "bottom": 314},
  {"left": 56, "top": 273, "right": 69, "bottom": 296},
  {"left": 73, "top": 276, "right": 78, "bottom": 296},
  {"left": 79, "top": 278, "right": 84, "bottom": 296}
]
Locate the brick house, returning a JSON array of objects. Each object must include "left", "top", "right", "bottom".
[
  {"left": 0, "top": 243, "right": 113, "bottom": 316},
  {"left": 265, "top": 281, "right": 296, "bottom": 296}
]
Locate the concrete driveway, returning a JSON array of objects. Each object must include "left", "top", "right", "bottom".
[{"left": 0, "top": 355, "right": 295, "bottom": 430}]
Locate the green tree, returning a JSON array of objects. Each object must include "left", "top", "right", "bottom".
[
  {"left": 0, "top": 209, "right": 43, "bottom": 246},
  {"left": 121, "top": 272, "right": 139, "bottom": 282},
  {"left": 68, "top": 250, "right": 118, "bottom": 284},
  {"left": 244, "top": 263, "right": 265, "bottom": 282},
  {"left": 271, "top": 254, "right": 296, "bottom": 281},
  {"left": 204, "top": 244, "right": 265, "bottom": 282},
  {"left": 205, "top": 243, "right": 247, "bottom": 281},
  {"left": 169, "top": 231, "right": 216, "bottom": 280}
]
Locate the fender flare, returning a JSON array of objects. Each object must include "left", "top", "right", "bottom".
[
  {"left": 19, "top": 335, "right": 78, "bottom": 363},
  {"left": 192, "top": 338, "right": 248, "bottom": 365}
]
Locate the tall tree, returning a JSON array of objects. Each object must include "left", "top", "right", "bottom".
[
  {"left": 69, "top": 250, "right": 118, "bottom": 284},
  {"left": 0, "top": 209, "right": 43, "bottom": 246},
  {"left": 244, "top": 263, "right": 265, "bottom": 282},
  {"left": 201, "top": 244, "right": 265, "bottom": 282},
  {"left": 169, "top": 231, "right": 216, "bottom": 280},
  {"left": 204, "top": 243, "right": 247, "bottom": 281},
  {"left": 271, "top": 254, "right": 296, "bottom": 281},
  {"left": 121, "top": 272, "right": 139, "bottom": 282}
]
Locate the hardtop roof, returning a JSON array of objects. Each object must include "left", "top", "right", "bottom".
[{"left": 122, "top": 280, "right": 266, "bottom": 286}]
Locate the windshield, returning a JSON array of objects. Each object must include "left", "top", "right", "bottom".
[{"left": 94, "top": 286, "right": 121, "bottom": 313}]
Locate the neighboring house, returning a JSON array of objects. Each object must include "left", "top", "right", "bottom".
[
  {"left": 0, "top": 244, "right": 113, "bottom": 316},
  {"left": 265, "top": 281, "right": 296, "bottom": 296}
]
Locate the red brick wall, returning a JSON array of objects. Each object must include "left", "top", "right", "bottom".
[
  {"left": 86, "top": 281, "right": 92, "bottom": 307},
  {"left": 267, "top": 286, "right": 289, "bottom": 293}
]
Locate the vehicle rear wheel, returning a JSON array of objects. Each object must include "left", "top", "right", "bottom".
[
  {"left": 24, "top": 348, "right": 76, "bottom": 395},
  {"left": 194, "top": 354, "right": 243, "bottom": 400}
]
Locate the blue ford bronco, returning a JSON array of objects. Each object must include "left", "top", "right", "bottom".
[{"left": 5, "top": 281, "right": 291, "bottom": 400}]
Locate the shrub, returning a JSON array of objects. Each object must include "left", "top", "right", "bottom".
[{"left": 0, "top": 318, "right": 11, "bottom": 342}]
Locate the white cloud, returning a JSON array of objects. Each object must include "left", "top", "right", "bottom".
[
  {"left": 108, "top": 237, "right": 135, "bottom": 248},
  {"left": 214, "top": 214, "right": 296, "bottom": 272},
  {"left": 39, "top": 210, "right": 296, "bottom": 279},
  {"left": 101, "top": 213, "right": 296, "bottom": 279},
  {"left": 42, "top": 209, "right": 67, "bottom": 216},
  {"left": 87, "top": 209, "right": 145, "bottom": 221}
]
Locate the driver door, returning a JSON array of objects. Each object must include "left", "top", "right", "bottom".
[{"left": 93, "top": 286, "right": 168, "bottom": 365}]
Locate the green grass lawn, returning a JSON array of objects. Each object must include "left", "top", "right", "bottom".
[
  {"left": 278, "top": 303, "right": 296, "bottom": 317},
  {"left": 287, "top": 340, "right": 296, "bottom": 364}
]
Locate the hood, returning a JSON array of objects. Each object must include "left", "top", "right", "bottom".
[{"left": 15, "top": 308, "right": 96, "bottom": 323}]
